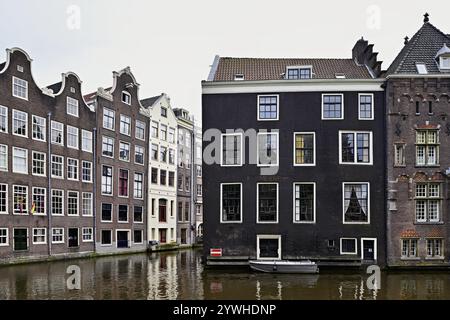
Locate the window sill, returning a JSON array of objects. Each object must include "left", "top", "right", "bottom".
[
  {"left": 415, "top": 165, "right": 441, "bottom": 168},
  {"left": 414, "top": 221, "right": 444, "bottom": 225},
  {"left": 400, "top": 257, "right": 421, "bottom": 261},
  {"left": 425, "top": 257, "right": 445, "bottom": 261},
  {"left": 393, "top": 165, "right": 406, "bottom": 168}
]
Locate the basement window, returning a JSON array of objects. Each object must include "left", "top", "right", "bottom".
[{"left": 416, "top": 63, "right": 428, "bottom": 74}]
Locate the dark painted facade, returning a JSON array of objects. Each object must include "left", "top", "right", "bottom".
[{"left": 202, "top": 42, "right": 386, "bottom": 266}]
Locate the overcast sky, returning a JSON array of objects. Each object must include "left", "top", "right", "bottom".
[{"left": 0, "top": 0, "right": 448, "bottom": 121}]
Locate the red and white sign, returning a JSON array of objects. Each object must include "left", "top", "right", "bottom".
[{"left": 210, "top": 248, "right": 222, "bottom": 257}]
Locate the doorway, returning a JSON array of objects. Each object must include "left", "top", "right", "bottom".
[
  {"left": 257, "top": 235, "right": 281, "bottom": 260},
  {"left": 68, "top": 228, "right": 79, "bottom": 248},
  {"left": 361, "top": 238, "right": 377, "bottom": 261},
  {"left": 13, "top": 228, "right": 28, "bottom": 251},
  {"left": 117, "top": 230, "right": 130, "bottom": 248}
]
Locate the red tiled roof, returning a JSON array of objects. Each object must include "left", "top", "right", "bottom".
[
  {"left": 400, "top": 229, "right": 420, "bottom": 238},
  {"left": 212, "top": 57, "right": 373, "bottom": 81}
]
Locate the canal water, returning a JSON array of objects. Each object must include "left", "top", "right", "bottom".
[{"left": 1, "top": 249, "right": 450, "bottom": 300}]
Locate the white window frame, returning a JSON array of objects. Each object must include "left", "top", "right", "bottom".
[
  {"left": 256, "top": 183, "right": 279, "bottom": 224},
  {"left": 67, "top": 191, "right": 79, "bottom": 216},
  {"left": 13, "top": 185, "right": 28, "bottom": 215},
  {"left": 122, "top": 91, "right": 131, "bottom": 105},
  {"left": 338, "top": 131, "right": 373, "bottom": 165},
  {"left": 360, "top": 238, "right": 377, "bottom": 261},
  {"left": 115, "top": 229, "right": 131, "bottom": 248},
  {"left": 292, "top": 182, "right": 316, "bottom": 224},
  {"left": 0, "top": 144, "right": 8, "bottom": 171},
  {"left": 416, "top": 63, "right": 428, "bottom": 74},
  {"left": 101, "top": 165, "right": 114, "bottom": 196},
  {"left": 133, "top": 206, "right": 144, "bottom": 223},
  {"left": 285, "top": 66, "right": 312, "bottom": 79},
  {"left": 220, "top": 182, "right": 243, "bottom": 224},
  {"left": 342, "top": 182, "right": 370, "bottom": 225},
  {"left": 66, "top": 97, "right": 79, "bottom": 117},
  {"left": 135, "top": 120, "right": 146, "bottom": 141},
  {"left": 133, "top": 172, "right": 144, "bottom": 200},
  {"left": 102, "top": 136, "right": 114, "bottom": 158},
  {"left": 32, "top": 228, "right": 47, "bottom": 245},
  {"left": 133, "top": 229, "right": 144, "bottom": 244},
  {"left": 52, "top": 228, "right": 65, "bottom": 244},
  {"left": 32, "top": 187, "right": 46, "bottom": 216},
  {"left": 51, "top": 189, "right": 64, "bottom": 216},
  {"left": 12, "top": 76, "right": 28, "bottom": 100},
  {"left": 256, "top": 234, "right": 281, "bottom": 260},
  {"left": 82, "top": 192, "right": 93, "bottom": 217},
  {"left": 101, "top": 203, "right": 113, "bottom": 222},
  {"left": 67, "top": 125, "right": 79, "bottom": 150},
  {"left": 67, "top": 158, "right": 78, "bottom": 181},
  {"left": 81, "top": 160, "right": 93, "bottom": 183},
  {"left": 118, "top": 168, "right": 129, "bottom": 198},
  {"left": 32, "top": 151, "right": 46, "bottom": 177},
  {"left": 321, "top": 93, "right": 344, "bottom": 120},
  {"left": 103, "top": 107, "right": 115, "bottom": 131},
  {"left": 0, "top": 105, "right": 8, "bottom": 134},
  {"left": 119, "top": 141, "right": 131, "bottom": 162},
  {"left": 257, "top": 131, "right": 279, "bottom": 167},
  {"left": 0, "top": 184, "right": 8, "bottom": 215},
  {"left": 12, "top": 147, "right": 28, "bottom": 174},
  {"left": 51, "top": 155, "right": 64, "bottom": 179},
  {"left": 81, "top": 130, "right": 93, "bottom": 152},
  {"left": 82, "top": 227, "right": 93, "bottom": 242},
  {"left": 340, "top": 238, "right": 358, "bottom": 255},
  {"left": 117, "top": 205, "right": 129, "bottom": 223},
  {"left": 32, "top": 115, "right": 46, "bottom": 142},
  {"left": 51, "top": 121, "right": 64, "bottom": 146},
  {"left": 358, "top": 93, "right": 374, "bottom": 120},
  {"left": 120, "top": 114, "right": 131, "bottom": 136},
  {"left": 257, "top": 94, "right": 279, "bottom": 121},
  {"left": 101, "top": 229, "right": 113, "bottom": 246},
  {"left": 0, "top": 228, "right": 9, "bottom": 246},
  {"left": 134, "top": 145, "right": 145, "bottom": 165},
  {"left": 12, "top": 109, "right": 28, "bottom": 137},
  {"left": 220, "top": 132, "right": 243, "bottom": 167},
  {"left": 439, "top": 57, "right": 450, "bottom": 70},
  {"left": 293, "top": 132, "right": 316, "bottom": 166}
]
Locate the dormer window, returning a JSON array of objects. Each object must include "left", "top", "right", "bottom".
[
  {"left": 234, "top": 74, "right": 244, "bottom": 81},
  {"left": 286, "top": 67, "right": 312, "bottom": 80},
  {"left": 335, "top": 73, "right": 346, "bottom": 79},
  {"left": 416, "top": 63, "right": 428, "bottom": 74},
  {"left": 440, "top": 57, "right": 450, "bottom": 70},
  {"left": 122, "top": 91, "right": 131, "bottom": 105},
  {"left": 161, "top": 107, "right": 167, "bottom": 117}
]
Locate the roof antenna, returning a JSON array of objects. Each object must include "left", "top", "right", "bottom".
[
  {"left": 423, "top": 12, "right": 429, "bottom": 23},
  {"left": 404, "top": 36, "right": 409, "bottom": 45}
]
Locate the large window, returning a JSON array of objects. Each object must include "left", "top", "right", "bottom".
[
  {"left": 32, "top": 228, "right": 47, "bottom": 244},
  {"left": 293, "top": 183, "right": 315, "bottom": 223},
  {"left": 102, "top": 166, "right": 113, "bottom": 195},
  {"left": 322, "top": 94, "right": 343, "bottom": 120},
  {"left": 168, "top": 171, "right": 175, "bottom": 187},
  {"left": 32, "top": 115, "right": 46, "bottom": 141},
  {"left": 118, "top": 205, "right": 128, "bottom": 222},
  {"left": 359, "top": 94, "right": 374, "bottom": 120},
  {"left": 426, "top": 239, "right": 443, "bottom": 258},
  {"left": 51, "top": 155, "right": 63, "bottom": 178},
  {"left": 151, "top": 121, "right": 158, "bottom": 139},
  {"left": 257, "top": 235, "right": 281, "bottom": 260},
  {"left": 101, "top": 230, "right": 112, "bottom": 245},
  {"left": 169, "top": 148, "right": 175, "bottom": 165},
  {"left": 416, "top": 130, "right": 439, "bottom": 166},
  {"left": 151, "top": 168, "right": 158, "bottom": 184},
  {"left": 134, "top": 206, "right": 143, "bottom": 223},
  {"left": 82, "top": 161, "right": 92, "bottom": 182},
  {"left": 135, "top": 120, "right": 146, "bottom": 140},
  {"left": 67, "top": 191, "right": 79, "bottom": 216},
  {"left": 0, "top": 145, "right": 6, "bottom": 171},
  {"left": 294, "top": 133, "right": 315, "bottom": 165},
  {"left": 67, "top": 158, "right": 78, "bottom": 180},
  {"left": 415, "top": 183, "right": 441, "bottom": 223},
  {"left": 101, "top": 203, "right": 112, "bottom": 222},
  {"left": 343, "top": 183, "right": 369, "bottom": 223},
  {"left": 159, "top": 199, "right": 167, "bottom": 222},
  {"left": 151, "top": 144, "right": 158, "bottom": 161},
  {"left": 394, "top": 144, "right": 406, "bottom": 167},
  {"left": 221, "top": 133, "right": 242, "bottom": 166},
  {"left": 169, "top": 128, "right": 175, "bottom": 143},
  {"left": 0, "top": 106, "right": 7, "bottom": 133},
  {"left": 32, "top": 187, "right": 46, "bottom": 215},
  {"left": 135, "top": 145, "right": 144, "bottom": 165},
  {"left": 220, "top": 183, "right": 242, "bottom": 223},
  {"left": 286, "top": 67, "right": 311, "bottom": 79},
  {"left": 51, "top": 189, "right": 64, "bottom": 216},
  {"left": 82, "top": 228, "right": 93, "bottom": 242},
  {"left": 12, "top": 147, "right": 27, "bottom": 174},
  {"left": 134, "top": 172, "right": 143, "bottom": 199},
  {"left": 118, "top": 169, "right": 129, "bottom": 197},
  {"left": 160, "top": 169, "right": 167, "bottom": 186},
  {"left": 66, "top": 97, "right": 79, "bottom": 117},
  {"left": 119, "top": 142, "right": 130, "bottom": 161},
  {"left": 160, "top": 146, "right": 167, "bottom": 163},
  {"left": 12, "top": 77, "right": 28, "bottom": 100},
  {"left": 160, "top": 124, "right": 167, "bottom": 141},
  {"left": 51, "top": 121, "right": 64, "bottom": 145},
  {"left": 32, "top": 151, "right": 46, "bottom": 176},
  {"left": 82, "top": 192, "right": 93, "bottom": 216},
  {"left": 257, "top": 132, "right": 278, "bottom": 166},
  {"left": 339, "top": 131, "right": 372, "bottom": 164},
  {"left": 12, "top": 109, "right": 27, "bottom": 137},
  {"left": 13, "top": 185, "right": 28, "bottom": 215},
  {"left": 0, "top": 184, "right": 7, "bottom": 214},
  {"left": 52, "top": 228, "right": 64, "bottom": 244},
  {"left": 81, "top": 130, "right": 93, "bottom": 152},
  {"left": 102, "top": 136, "right": 114, "bottom": 157},
  {"left": 257, "top": 95, "right": 278, "bottom": 120},
  {"left": 257, "top": 183, "right": 278, "bottom": 223},
  {"left": 103, "top": 108, "right": 115, "bottom": 130},
  {"left": 122, "top": 91, "right": 131, "bottom": 105},
  {"left": 401, "top": 239, "right": 418, "bottom": 258},
  {"left": 120, "top": 115, "right": 131, "bottom": 136},
  {"left": 67, "top": 126, "right": 79, "bottom": 149}
]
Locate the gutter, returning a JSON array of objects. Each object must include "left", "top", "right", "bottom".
[{"left": 47, "top": 112, "right": 52, "bottom": 256}]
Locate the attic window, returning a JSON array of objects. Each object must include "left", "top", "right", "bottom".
[
  {"left": 122, "top": 91, "right": 131, "bottom": 105},
  {"left": 335, "top": 73, "right": 346, "bottom": 79},
  {"left": 440, "top": 57, "right": 450, "bottom": 70},
  {"left": 17, "top": 65, "right": 23, "bottom": 72},
  {"left": 234, "top": 74, "right": 244, "bottom": 81},
  {"left": 416, "top": 63, "right": 428, "bottom": 74},
  {"left": 70, "top": 87, "right": 76, "bottom": 93},
  {"left": 286, "top": 67, "right": 312, "bottom": 80}
]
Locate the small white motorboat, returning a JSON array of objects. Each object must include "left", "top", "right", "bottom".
[{"left": 249, "top": 260, "right": 319, "bottom": 274}]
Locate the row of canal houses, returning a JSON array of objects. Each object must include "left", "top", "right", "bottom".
[
  {"left": 0, "top": 48, "right": 203, "bottom": 263},
  {"left": 202, "top": 14, "right": 450, "bottom": 268}
]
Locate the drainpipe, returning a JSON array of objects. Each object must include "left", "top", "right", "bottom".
[
  {"left": 47, "top": 112, "right": 52, "bottom": 256},
  {"left": 190, "top": 124, "right": 195, "bottom": 246},
  {"left": 92, "top": 127, "right": 97, "bottom": 252}
]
